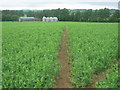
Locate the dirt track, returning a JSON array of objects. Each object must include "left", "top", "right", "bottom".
[
  {"left": 53, "top": 26, "right": 74, "bottom": 88},
  {"left": 53, "top": 26, "right": 118, "bottom": 88},
  {"left": 86, "top": 72, "right": 107, "bottom": 88}
]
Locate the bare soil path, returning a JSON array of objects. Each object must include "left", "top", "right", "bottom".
[
  {"left": 86, "top": 61, "right": 119, "bottom": 88},
  {"left": 53, "top": 26, "right": 74, "bottom": 88},
  {"left": 86, "top": 71, "right": 107, "bottom": 88}
]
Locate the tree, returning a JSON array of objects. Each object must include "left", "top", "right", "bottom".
[
  {"left": 11, "top": 15, "right": 19, "bottom": 21},
  {"left": 74, "top": 10, "right": 81, "bottom": 21},
  {"left": 81, "top": 9, "right": 93, "bottom": 22},
  {"left": 60, "top": 8, "right": 70, "bottom": 21},
  {"left": 1, "top": 8, "right": 120, "bottom": 22},
  {"left": 109, "top": 10, "right": 120, "bottom": 22},
  {"left": 69, "top": 12, "right": 75, "bottom": 21}
]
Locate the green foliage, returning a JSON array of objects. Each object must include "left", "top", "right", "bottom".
[
  {"left": 2, "top": 9, "right": 120, "bottom": 22},
  {"left": 67, "top": 22, "right": 118, "bottom": 88},
  {"left": 95, "top": 64, "right": 118, "bottom": 88},
  {"left": 2, "top": 22, "right": 63, "bottom": 88},
  {"left": 2, "top": 22, "right": 118, "bottom": 88}
]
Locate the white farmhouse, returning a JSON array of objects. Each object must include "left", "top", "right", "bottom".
[
  {"left": 46, "top": 17, "right": 50, "bottom": 22},
  {"left": 42, "top": 16, "right": 46, "bottom": 22},
  {"left": 53, "top": 17, "right": 58, "bottom": 22},
  {"left": 50, "top": 17, "right": 53, "bottom": 22},
  {"left": 42, "top": 16, "right": 58, "bottom": 22}
]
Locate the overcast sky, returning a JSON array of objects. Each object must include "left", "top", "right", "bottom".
[{"left": 0, "top": 0, "right": 119, "bottom": 10}]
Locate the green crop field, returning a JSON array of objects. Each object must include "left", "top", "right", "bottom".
[
  {"left": 2, "top": 22, "right": 119, "bottom": 88},
  {"left": 2, "top": 22, "right": 64, "bottom": 88},
  {"left": 95, "top": 63, "right": 118, "bottom": 88},
  {"left": 67, "top": 22, "right": 118, "bottom": 88}
]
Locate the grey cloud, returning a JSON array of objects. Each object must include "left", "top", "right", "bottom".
[
  {"left": 85, "top": 2, "right": 118, "bottom": 6},
  {"left": 78, "top": 2, "right": 118, "bottom": 8},
  {"left": 0, "top": 0, "right": 119, "bottom": 9}
]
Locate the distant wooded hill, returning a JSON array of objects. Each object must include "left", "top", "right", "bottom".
[{"left": 2, "top": 8, "right": 120, "bottom": 22}]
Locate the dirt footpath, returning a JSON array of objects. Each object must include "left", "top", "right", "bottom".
[{"left": 53, "top": 26, "right": 74, "bottom": 88}]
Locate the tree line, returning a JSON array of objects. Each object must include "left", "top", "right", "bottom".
[{"left": 2, "top": 8, "right": 120, "bottom": 22}]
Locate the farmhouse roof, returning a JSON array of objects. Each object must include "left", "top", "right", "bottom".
[{"left": 19, "top": 17, "right": 35, "bottom": 19}]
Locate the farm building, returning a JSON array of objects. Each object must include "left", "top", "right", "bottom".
[
  {"left": 19, "top": 17, "right": 41, "bottom": 22},
  {"left": 42, "top": 16, "right": 58, "bottom": 22}
]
